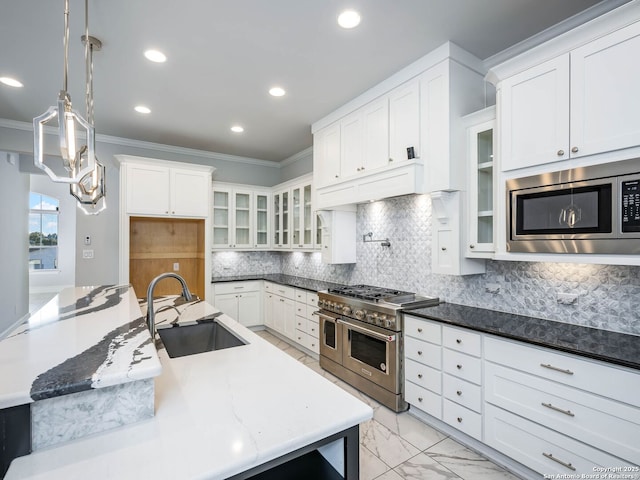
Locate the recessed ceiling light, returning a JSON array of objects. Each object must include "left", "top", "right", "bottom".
[
  {"left": 231, "top": 125, "right": 244, "bottom": 133},
  {"left": 134, "top": 105, "right": 151, "bottom": 114},
  {"left": 269, "top": 87, "right": 286, "bottom": 97},
  {"left": 337, "top": 10, "right": 361, "bottom": 29},
  {"left": 144, "top": 49, "right": 167, "bottom": 63},
  {"left": 0, "top": 77, "right": 23, "bottom": 88}
]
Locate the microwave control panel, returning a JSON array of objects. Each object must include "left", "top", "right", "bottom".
[{"left": 621, "top": 178, "right": 640, "bottom": 232}]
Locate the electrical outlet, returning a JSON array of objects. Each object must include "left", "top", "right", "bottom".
[
  {"left": 82, "top": 249, "right": 94, "bottom": 259},
  {"left": 557, "top": 293, "right": 578, "bottom": 305},
  {"left": 173, "top": 262, "right": 179, "bottom": 271}
]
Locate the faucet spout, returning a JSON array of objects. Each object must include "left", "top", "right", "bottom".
[{"left": 146, "top": 273, "right": 194, "bottom": 337}]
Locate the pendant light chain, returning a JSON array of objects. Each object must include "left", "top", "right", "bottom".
[{"left": 63, "top": 0, "right": 70, "bottom": 94}]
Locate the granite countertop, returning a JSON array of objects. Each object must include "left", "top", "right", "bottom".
[
  {"left": 212, "top": 273, "right": 346, "bottom": 292},
  {"left": 7, "top": 295, "right": 372, "bottom": 479},
  {"left": 0, "top": 285, "right": 161, "bottom": 409},
  {"left": 405, "top": 302, "right": 640, "bottom": 371}
]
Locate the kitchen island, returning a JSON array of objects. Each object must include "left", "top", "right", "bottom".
[{"left": 4, "top": 286, "right": 372, "bottom": 479}]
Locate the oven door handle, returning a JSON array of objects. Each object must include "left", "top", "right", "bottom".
[
  {"left": 312, "top": 311, "right": 338, "bottom": 322},
  {"left": 337, "top": 319, "right": 396, "bottom": 343}
]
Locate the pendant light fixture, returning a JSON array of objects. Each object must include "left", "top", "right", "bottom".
[
  {"left": 70, "top": 0, "right": 106, "bottom": 215},
  {"left": 33, "top": 0, "right": 96, "bottom": 184}
]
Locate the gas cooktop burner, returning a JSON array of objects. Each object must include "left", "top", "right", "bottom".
[{"left": 327, "top": 284, "right": 413, "bottom": 302}]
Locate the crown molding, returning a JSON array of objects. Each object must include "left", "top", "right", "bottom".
[
  {"left": 0, "top": 118, "right": 281, "bottom": 169},
  {"left": 485, "top": 0, "right": 635, "bottom": 84},
  {"left": 280, "top": 146, "right": 313, "bottom": 167}
]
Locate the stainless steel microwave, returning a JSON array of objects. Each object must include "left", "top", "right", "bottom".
[{"left": 506, "top": 159, "right": 640, "bottom": 254}]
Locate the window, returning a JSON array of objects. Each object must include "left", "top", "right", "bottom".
[{"left": 29, "top": 192, "right": 59, "bottom": 270}]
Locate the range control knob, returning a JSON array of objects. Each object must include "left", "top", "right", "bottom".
[
  {"left": 342, "top": 305, "right": 353, "bottom": 315},
  {"left": 354, "top": 310, "right": 366, "bottom": 321},
  {"left": 367, "top": 312, "right": 378, "bottom": 324},
  {"left": 317, "top": 299, "right": 325, "bottom": 309},
  {"left": 378, "top": 314, "right": 387, "bottom": 326}
]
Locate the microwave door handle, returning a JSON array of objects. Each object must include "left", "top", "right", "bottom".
[{"left": 337, "top": 319, "right": 396, "bottom": 343}]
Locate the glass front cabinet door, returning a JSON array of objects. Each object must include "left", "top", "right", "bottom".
[
  {"left": 466, "top": 109, "right": 495, "bottom": 257},
  {"left": 212, "top": 189, "right": 231, "bottom": 248},
  {"left": 253, "top": 191, "right": 271, "bottom": 249},
  {"left": 273, "top": 189, "right": 290, "bottom": 249}
]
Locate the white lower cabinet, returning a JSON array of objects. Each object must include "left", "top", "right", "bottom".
[
  {"left": 484, "top": 336, "right": 640, "bottom": 474},
  {"left": 404, "top": 314, "right": 640, "bottom": 477},
  {"left": 294, "top": 289, "right": 319, "bottom": 354},
  {"left": 213, "top": 281, "right": 262, "bottom": 327}
]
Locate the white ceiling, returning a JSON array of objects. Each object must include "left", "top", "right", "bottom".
[{"left": 0, "top": 0, "right": 625, "bottom": 163}]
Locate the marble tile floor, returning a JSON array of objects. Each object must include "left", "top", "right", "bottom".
[{"left": 255, "top": 330, "right": 521, "bottom": 480}]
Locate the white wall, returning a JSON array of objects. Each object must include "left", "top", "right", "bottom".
[
  {"left": 29, "top": 174, "right": 76, "bottom": 293},
  {"left": 0, "top": 152, "right": 29, "bottom": 335}
]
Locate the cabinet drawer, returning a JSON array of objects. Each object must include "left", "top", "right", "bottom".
[
  {"left": 443, "top": 373, "right": 482, "bottom": 413},
  {"left": 306, "top": 292, "right": 319, "bottom": 308},
  {"left": 443, "top": 399, "right": 482, "bottom": 440},
  {"left": 485, "top": 403, "right": 635, "bottom": 476},
  {"left": 485, "top": 336, "right": 640, "bottom": 408},
  {"left": 485, "top": 361, "right": 640, "bottom": 463},
  {"left": 443, "top": 326, "right": 481, "bottom": 357},
  {"left": 296, "top": 331, "right": 319, "bottom": 354},
  {"left": 443, "top": 349, "right": 481, "bottom": 385},
  {"left": 307, "top": 320, "right": 319, "bottom": 339},
  {"left": 295, "top": 289, "right": 306, "bottom": 302},
  {"left": 295, "top": 316, "right": 309, "bottom": 333},
  {"left": 405, "top": 336, "right": 441, "bottom": 369},
  {"left": 295, "top": 302, "right": 308, "bottom": 317},
  {"left": 405, "top": 381, "right": 442, "bottom": 419},
  {"left": 271, "top": 284, "right": 295, "bottom": 300},
  {"left": 264, "top": 281, "right": 274, "bottom": 292},
  {"left": 214, "top": 281, "right": 261, "bottom": 295},
  {"left": 404, "top": 315, "right": 441, "bottom": 344},
  {"left": 405, "top": 359, "right": 441, "bottom": 394}
]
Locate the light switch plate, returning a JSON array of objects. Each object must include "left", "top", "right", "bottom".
[{"left": 82, "top": 249, "right": 94, "bottom": 259}]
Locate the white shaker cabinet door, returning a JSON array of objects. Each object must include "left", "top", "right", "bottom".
[
  {"left": 500, "top": 55, "right": 570, "bottom": 171},
  {"left": 171, "top": 169, "right": 210, "bottom": 217},
  {"left": 126, "top": 164, "right": 171, "bottom": 215},
  {"left": 570, "top": 21, "right": 640, "bottom": 159}
]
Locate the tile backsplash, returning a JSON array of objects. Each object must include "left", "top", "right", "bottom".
[{"left": 213, "top": 194, "right": 640, "bottom": 335}]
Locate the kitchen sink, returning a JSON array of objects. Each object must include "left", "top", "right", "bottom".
[{"left": 157, "top": 319, "right": 247, "bottom": 358}]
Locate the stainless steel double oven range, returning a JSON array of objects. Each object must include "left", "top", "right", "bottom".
[{"left": 315, "top": 285, "right": 439, "bottom": 412}]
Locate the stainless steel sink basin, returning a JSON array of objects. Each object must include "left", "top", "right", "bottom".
[{"left": 157, "top": 319, "right": 247, "bottom": 358}]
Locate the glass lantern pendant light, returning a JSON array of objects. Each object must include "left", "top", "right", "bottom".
[
  {"left": 33, "top": 0, "right": 96, "bottom": 184},
  {"left": 70, "top": 0, "right": 106, "bottom": 215}
]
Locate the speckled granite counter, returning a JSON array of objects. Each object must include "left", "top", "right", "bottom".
[
  {"left": 404, "top": 302, "right": 640, "bottom": 371},
  {"left": 212, "top": 273, "right": 345, "bottom": 292},
  {"left": 0, "top": 285, "right": 161, "bottom": 409},
  {"left": 6, "top": 295, "right": 372, "bottom": 480}
]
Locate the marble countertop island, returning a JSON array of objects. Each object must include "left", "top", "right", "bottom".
[
  {"left": 0, "top": 285, "right": 161, "bottom": 408},
  {"left": 6, "top": 292, "right": 373, "bottom": 479}
]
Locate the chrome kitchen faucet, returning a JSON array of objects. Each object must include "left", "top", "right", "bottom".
[{"left": 146, "top": 273, "right": 194, "bottom": 336}]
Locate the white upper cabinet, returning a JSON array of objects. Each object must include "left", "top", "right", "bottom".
[
  {"left": 389, "top": 79, "right": 420, "bottom": 165},
  {"left": 313, "top": 122, "right": 341, "bottom": 187},
  {"left": 491, "top": 11, "right": 640, "bottom": 173},
  {"left": 570, "top": 21, "right": 640, "bottom": 159},
  {"left": 340, "top": 110, "right": 364, "bottom": 178},
  {"left": 362, "top": 96, "right": 390, "bottom": 172},
  {"left": 120, "top": 158, "right": 211, "bottom": 218},
  {"left": 499, "top": 55, "right": 570, "bottom": 171}
]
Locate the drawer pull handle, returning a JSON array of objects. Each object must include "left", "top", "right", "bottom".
[
  {"left": 417, "top": 328, "right": 423, "bottom": 333},
  {"left": 542, "top": 452, "right": 576, "bottom": 471},
  {"left": 540, "top": 363, "right": 574, "bottom": 375},
  {"left": 457, "top": 417, "right": 462, "bottom": 423},
  {"left": 417, "top": 374, "right": 423, "bottom": 379},
  {"left": 456, "top": 390, "right": 462, "bottom": 396},
  {"left": 541, "top": 402, "right": 575, "bottom": 417},
  {"left": 456, "top": 364, "right": 462, "bottom": 370},
  {"left": 456, "top": 338, "right": 462, "bottom": 344}
]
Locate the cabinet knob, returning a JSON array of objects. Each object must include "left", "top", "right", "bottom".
[
  {"left": 172, "top": 211, "right": 175, "bottom": 214},
  {"left": 457, "top": 417, "right": 463, "bottom": 423},
  {"left": 417, "top": 350, "right": 423, "bottom": 355},
  {"left": 441, "top": 247, "right": 447, "bottom": 251},
  {"left": 335, "top": 174, "right": 339, "bottom": 178},
  {"left": 571, "top": 146, "right": 579, "bottom": 153},
  {"left": 165, "top": 211, "right": 169, "bottom": 214},
  {"left": 417, "top": 328, "right": 423, "bottom": 333},
  {"left": 456, "top": 364, "right": 462, "bottom": 369},
  {"left": 389, "top": 158, "right": 393, "bottom": 162},
  {"left": 229, "top": 244, "right": 233, "bottom": 247},
  {"left": 557, "top": 149, "right": 565, "bottom": 156},
  {"left": 469, "top": 244, "right": 475, "bottom": 249},
  {"left": 361, "top": 166, "right": 365, "bottom": 170},
  {"left": 418, "top": 397, "right": 423, "bottom": 402},
  {"left": 456, "top": 338, "right": 462, "bottom": 344},
  {"left": 357, "top": 167, "right": 361, "bottom": 172},
  {"left": 417, "top": 374, "right": 423, "bottom": 379}
]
